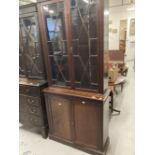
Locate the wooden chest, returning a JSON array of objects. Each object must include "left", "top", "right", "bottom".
[
  {"left": 19, "top": 78, "right": 48, "bottom": 138},
  {"left": 44, "top": 87, "right": 110, "bottom": 155}
]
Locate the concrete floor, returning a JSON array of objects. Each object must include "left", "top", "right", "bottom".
[{"left": 19, "top": 51, "right": 135, "bottom": 155}]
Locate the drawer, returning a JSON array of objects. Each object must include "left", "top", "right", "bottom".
[
  {"left": 19, "top": 95, "right": 42, "bottom": 116},
  {"left": 28, "top": 106, "right": 42, "bottom": 116},
  {"left": 19, "top": 85, "right": 40, "bottom": 96},
  {"left": 26, "top": 96, "right": 41, "bottom": 107},
  {"left": 20, "top": 104, "right": 42, "bottom": 117},
  {"left": 19, "top": 112, "right": 43, "bottom": 127},
  {"left": 19, "top": 95, "right": 41, "bottom": 107},
  {"left": 19, "top": 112, "right": 29, "bottom": 124},
  {"left": 29, "top": 115, "right": 43, "bottom": 126}
]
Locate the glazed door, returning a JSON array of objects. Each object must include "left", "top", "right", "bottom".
[
  {"left": 38, "top": 0, "right": 106, "bottom": 92},
  {"left": 38, "top": 0, "right": 71, "bottom": 86},
  {"left": 70, "top": 0, "right": 99, "bottom": 90},
  {"left": 73, "top": 99, "right": 102, "bottom": 149},
  {"left": 47, "top": 95, "right": 72, "bottom": 141},
  {"left": 19, "top": 13, "right": 45, "bottom": 79}
]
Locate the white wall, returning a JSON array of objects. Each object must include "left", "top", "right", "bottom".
[
  {"left": 109, "top": 5, "right": 135, "bottom": 50},
  {"left": 109, "top": 5, "right": 135, "bottom": 61}
]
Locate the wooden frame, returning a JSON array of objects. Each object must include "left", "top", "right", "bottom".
[{"left": 37, "top": 0, "right": 106, "bottom": 93}]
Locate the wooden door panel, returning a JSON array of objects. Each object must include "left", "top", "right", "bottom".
[
  {"left": 49, "top": 95, "right": 72, "bottom": 141},
  {"left": 74, "top": 99, "right": 102, "bottom": 149}
]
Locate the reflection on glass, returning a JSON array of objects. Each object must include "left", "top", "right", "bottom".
[
  {"left": 43, "top": 2, "right": 69, "bottom": 86},
  {"left": 70, "top": 0, "right": 98, "bottom": 90},
  {"left": 19, "top": 16, "right": 44, "bottom": 78}
]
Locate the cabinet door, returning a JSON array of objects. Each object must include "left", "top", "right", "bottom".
[
  {"left": 73, "top": 99, "right": 102, "bottom": 149},
  {"left": 70, "top": 0, "right": 99, "bottom": 90},
  {"left": 47, "top": 95, "right": 72, "bottom": 141},
  {"left": 39, "top": 1, "right": 70, "bottom": 86}
]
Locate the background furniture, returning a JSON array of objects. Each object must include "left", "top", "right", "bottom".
[
  {"left": 109, "top": 50, "right": 125, "bottom": 64},
  {"left": 19, "top": 4, "right": 48, "bottom": 138},
  {"left": 19, "top": 78, "right": 48, "bottom": 138},
  {"left": 19, "top": 4, "right": 46, "bottom": 79},
  {"left": 109, "top": 50, "right": 128, "bottom": 76},
  {"left": 37, "top": 0, "right": 110, "bottom": 154}
]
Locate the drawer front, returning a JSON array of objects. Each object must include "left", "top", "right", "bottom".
[
  {"left": 19, "top": 85, "right": 40, "bottom": 96},
  {"left": 19, "top": 95, "right": 42, "bottom": 116},
  {"left": 26, "top": 96, "right": 41, "bottom": 107},
  {"left": 19, "top": 112, "right": 29, "bottom": 124},
  {"left": 29, "top": 115, "right": 43, "bottom": 126},
  {"left": 28, "top": 106, "right": 42, "bottom": 116},
  {"left": 19, "top": 112, "right": 43, "bottom": 127}
]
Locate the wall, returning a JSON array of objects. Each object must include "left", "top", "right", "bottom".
[{"left": 109, "top": 5, "right": 135, "bottom": 51}]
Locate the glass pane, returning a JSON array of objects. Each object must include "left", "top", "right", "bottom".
[
  {"left": 49, "top": 55, "right": 69, "bottom": 84},
  {"left": 19, "top": 16, "right": 44, "bottom": 78},
  {"left": 43, "top": 2, "right": 69, "bottom": 85},
  {"left": 19, "top": 53, "right": 26, "bottom": 76},
  {"left": 70, "top": 0, "right": 98, "bottom": 90},
  {"left": 19, "top": 30, "right": 26, "bottom": 76}
]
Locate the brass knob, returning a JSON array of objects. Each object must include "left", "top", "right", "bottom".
[
  {"left": 58, "top": 103, "right": 62, "bottom": 106},
  {"left": 81, "top": 101, "right": 86, "bottom": 104},
  {"left": 27, "top": 99, "right": 34, "bottom": 104},
  {"left": 31, "top": 108, "right": 36, "bottom": 113}
]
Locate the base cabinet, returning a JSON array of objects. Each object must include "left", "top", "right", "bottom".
[{"left": 44, "top": 88, "right": 110, "bottom": 155}]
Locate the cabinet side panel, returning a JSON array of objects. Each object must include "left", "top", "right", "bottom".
[{"left": 103, "top": 97, "right": 110, "bottom": 145}]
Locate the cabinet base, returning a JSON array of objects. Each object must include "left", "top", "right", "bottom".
[{"left": 49, "top": 135, "right": 110, "bottom": 155}]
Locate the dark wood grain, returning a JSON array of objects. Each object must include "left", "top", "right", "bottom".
[
  {"left": 43, "top": 86, "right": 109, "bottom": 102},
  {"left": 73, "top": 99, "right": 102, "bottom": 149},
  {"left": 47, "top": 95, "right": 72, "bottom": 141}
]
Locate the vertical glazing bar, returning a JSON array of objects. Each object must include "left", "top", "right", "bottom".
[
  {"left": 37, "top": 3, "right": 52, "bottom": 85},
  {"left": 88, "top": 0, "right": 92, "bottom": 84},
  {"left": 97, "top": 0, "right": 104, "bottom": 93},
  {"left": 64, "top": 0, "right": 75, "bottom": 88}
]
